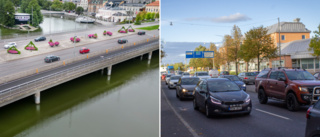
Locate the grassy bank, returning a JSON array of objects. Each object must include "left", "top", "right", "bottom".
[{"left": 136, "top": 25, "right": 159, "bottom": 30}]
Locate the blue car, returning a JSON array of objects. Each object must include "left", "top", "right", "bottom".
[{"left": 218, "top": 75, "right": 246, "bottom": 91}]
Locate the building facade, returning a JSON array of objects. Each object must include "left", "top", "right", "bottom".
[
  {"left": 88, "top": 0, "right": 105, "bottom": 13},
  {"left": 145, "top": 0, "right": 159, "bottom": 13},
  {"left": 77, "top": 0, "right": 89, "bottom": 11},
  {"left": 96, "top": 7, "right": 128, "bottom": 22}
]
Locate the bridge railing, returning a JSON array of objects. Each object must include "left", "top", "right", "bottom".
[
  {"left": 0, "top": 36, "right": 159, "bottom": 85},
  {"left": 0, "top": 42, "right": 158, "bottom": 106}
]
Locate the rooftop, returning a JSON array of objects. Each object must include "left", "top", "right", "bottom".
[
  {"left": 146, "top": 1, "right": 159, "bottom": 6},
  {"left": 15, "top": 13, "right": 30, "bottom": 16},
  {"left": 280, "top": 38, "right": 314, "bottom": 59},
  {"left": 267, "top": 19, "right": 311, "bottom": 34}
]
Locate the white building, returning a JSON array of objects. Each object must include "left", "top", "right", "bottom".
[
  {"left": 121, "top": 3, "right": 145, "bottom": 17},
  {"left": 96, "top": 7, "right": 128, "bottom": 22},
  {"left": 77, "top": 0, "right": 89, "bottom": 11}
]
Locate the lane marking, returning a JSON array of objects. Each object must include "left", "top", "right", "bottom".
[
  {"left": 162, "top": 89, "right": 200, "bottom": 137},
  {"left": 255, "top": 109, "right": 291, "bottom": 120}
]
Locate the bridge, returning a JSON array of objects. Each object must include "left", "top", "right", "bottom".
[{"left": 0, "top": 37, "right": 159, "bottom": 108}]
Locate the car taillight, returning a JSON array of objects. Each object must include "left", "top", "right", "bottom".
[
  {"left": 255, "top": 77, "right": 257, "bottom": 79},
  {"left": 210, "top": 74, "right": 212, "bottom": 76},
  {"left": 244, "top": 77, "right": 248, "bottom": 79},
  {"left": 306, "top": 107, "right": 312, "bottom": 119}
]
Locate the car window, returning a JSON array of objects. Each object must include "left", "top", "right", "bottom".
[
  {"left": 197, "top": 72, "right": 208, "bottom": 76},
  {"left": 257, "top": 70, "right": 269, "bottom": 78},
  {"left": 208, "top": 80, "right": 240, "bottom": 92},
  {"left": 224, "top": 76, "right": 241, "bottom": 81},
  {"left": 202, "top": 82, "right": 207, "bottom": 92},
  {"left": 314, "top": 73, "right": 319, "bottom": 78},
  {"left": 269, "top": 71, "right": 278, "bottom": 79},
  {"left": 286, "top": 71, "right": 315, "bottom": 80},
  {"left": 181, "top": 78, "right": 200, "bottom": 85},
  {"left": 245, "top": 72, "right": 255, "bottom": 76},
  {"left": 277, "top": 72, "right": 286, "bottom": 80},
  {"left": 314, "top": 100, "right": 320, "bottom": 110},
  {"left": 170, "top": 76, "right": 181, "bottom": 80}
]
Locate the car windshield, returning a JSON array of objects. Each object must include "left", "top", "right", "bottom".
[
  {"left": 167, "top": 75, "right": 171, "bottom": 77},
  {"left": 197, "top": 72, "right": 208, "bottom": 76},
  {"left": 178, "top": 72, "right": 183, "bottom": 74},
  {"left": 183, "top": 73, "right": 190, "bottom": 75},
  {"left": 224, "top": 76, "right": 241, "bottom": 81},
  {"left": 246, "top": 72, "right": 255, "bottom": 76},
  {"left": 181, "top": 78, "right": 199, "bottom": 85},
  {"left": 208, "top": 80, "right": 240, "bottom": 92},
  {"left": 285, "top": 71, "right": 315, "bottom": 80},
  {"left": 170, "top": 76, "right": 181, "bottom": 80}
]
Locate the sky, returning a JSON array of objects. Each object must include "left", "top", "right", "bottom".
[{"left": 160, "top": 0, "right": 320, "bottom": 65}]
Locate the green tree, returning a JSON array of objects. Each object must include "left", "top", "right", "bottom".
[
  {"left": 12, "top": 0, "right": 21, "bottom": 7},
  {"left": 0, "top": 0, "right": 5, "bottom": 23},
  {"left": 228, "top": 25, "right": 242, "bottom": 75},
  {"left": 20, "top": 0, "right": 32, "bottom": 12},
  {"left": 241, "top": 26, "right": 277, "bottom": 72},
  {"left": 155, "top": 12, "right": 159, "bottom": 19},
  {"left": 51, "top": 0, "right": 63, "bottom": 11},
  {"left": 209, "top": 43, "right": 220, "bottom": 69},
  {"left": 25, "top": 0, "right": 43, "bottom": 26},
  {"left": 42, "top": 1, "right": 52, "bottom": 10},
  {"left": 3, "top": 0, "right": 15, "bottom": 27},
  {"left": 76, "top": 6, "right": 84, "bottom": 15},
  {"left": 189, "top": 45, "right": 212, "bottom": 70},
  {"left": 309, "top": 24, "right": 320, "bottom": 63},
  {"left": 146, "top": 12, "right": 152, "bottom": 20},
  {"left": 63, "top": 2, "right": 76, "bottom": 11},
  {"left": 135, "top": 12, "right": 142, "bottom": 22}
]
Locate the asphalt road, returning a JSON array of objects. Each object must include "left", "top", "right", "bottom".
[
  {"left": 161, "top": 80, "right": 309, "bottom": 137},
  {"left": 0, "top": 29, "right": 158, "bottom": 77}
]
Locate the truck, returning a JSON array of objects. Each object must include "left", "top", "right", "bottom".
[{"left": 167, "top": 66, "right": 174, "bottom": 74}]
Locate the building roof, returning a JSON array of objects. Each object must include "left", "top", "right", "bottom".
[
  {"left": 267, "top": 21, "right": 311, "bottom": 34},
  {"left": 146, "top": 1, "right": 159, "bottom": 6},
  {"left": 281, "top": 38, "right": 314, "bottom": 59},
  {"left": 112, "top": 12, "right": 127, "bottom": 16},
  {"left": 15, "top": 13, "right": 30, "bottom": 16}
]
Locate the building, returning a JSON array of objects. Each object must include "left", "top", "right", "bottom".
[
  {"left": 121, "top": 3, "right": 145, "bottom": 17},
  {"left": 88, "top": 0, "right": 105, "bottom": 13},
  {"left": 96, "top": 7, "right": 128, "bottom": 22},
  {"left": 14, "top": 13, "right": 31, "bottom": 25},
  {"left": 145, "top": 0, "right": 159, "bottom": 13},
  {"left": 77, "top": 0, "right": 89, "bottom": 11}
]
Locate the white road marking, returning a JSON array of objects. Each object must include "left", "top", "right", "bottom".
[
  {"left": 162, "top": 89, "right": 200, "bottom": 137},
  {"left": 255, "top": 109, "right": 291, "bottom": 120}
]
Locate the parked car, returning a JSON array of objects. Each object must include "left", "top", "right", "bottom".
[
  {"left": 209, "top": 69, "right": 219, "bottom": 78},
  {"left": 313, "top": 72, "right": 320, "bottom": 80},
  {"left": 168, "top": 75, "right": 181, "bottom": 89},
  {"left": 34, "top": 36, "right": 46, "bottom": 42},
  {"left": 4, "top": 42, "right": 17, "bottom": 49},
  {"left": 118, "top": 39, "right": 128, "bottom": 44},
  {"left": 79, "top": 47, "right": 90, "bottom": 54},
  {"left": 219, "top": 75, "right": 246, "bottom": 91},
  {"left": 194, "top": 72, "right": 211, "bottom": 80},
  {"left": 175, "top": 71, "right": 183, "bottom": 76},
  {"left": 255, "top": 68, "right": 320, "bottom": 111},
  {"left": 165, "top": 74, "right": 172, "bottom": 85},
  {"left": 44, "top": 55, "right": 60, "bottom": 63},
  {"left": 138, "top": 31, "right": 145, "bottom": 35},
  {"left": 305, "top": 100, "right": 320, "bottom": 137},
  {"left": 193, "top": 78, "right": 251, "bottom": 117},
  {"left": 218, "top": 71, "right": 229, "bottom": 76},
  {"left": 182, "top": 72, "right": 190, "bottom": 77},
  {"left": 176, "top": 77, "right": 200, "bottom": 100},
  {"left": 238, "top": 72, "right": 257, "bottom": 84}
]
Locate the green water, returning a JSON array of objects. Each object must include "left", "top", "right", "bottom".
[{"left": 0, "top": 51, "right": 159, "bottom": 137}]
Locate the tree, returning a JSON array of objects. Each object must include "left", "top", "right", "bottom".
[
  {"left": 241, "top": 26, "right": 277, "bottom": 72},
  {"left": 12, "top": 0, "right": 21, "bottom": 7},
  {"left": 309, "top": 24, "right": 320, "bottom": 60},
  {"left": 3, "top": 0, "right": 15, "bottom": 27},
  {"left": 209, "top": 43, "right": 220, "bottom": 69},
  {"left": 76, "top": 6, "right": 84, "bottom": 15},
  {"left": 135, "top": 12, "right": 142, "bottom": 22},
  {"left": 189, "top": 45, "right": 212, "bottom": 71},
  {"left": 161, "top": 40, "right": 166, "bottom": 59},
  {"left": 25, "top": 0, "right": 43, "bottom": 26},
  {"left": 42, "top": 1, "right": 52, "bottom": 10},
  {"left": 229, "top": 25, "right": 242, "bottom": 75},
  {"left": 146, "top": 12, "right": 152, "bottom": 20},
  {"left": 221, "top": 35, "right": 233, "bottom": 71},
  {"left": 20, "top": 0, "right": 32, "bottom": 12},
  {"left": 155, "top": 12, "right": 159, "bottom": 19},
  {"left": 63, "top": 2, "right": 76, "bottom": 11},
  {"left": 0, "top": 0, "right": 5, "bottom": 23},
  {"left": 51, "top": 0, "right": 63, "bottom": 11}
]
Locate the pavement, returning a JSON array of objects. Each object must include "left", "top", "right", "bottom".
[{"left": 161, "top": 80, "right": 309, "bottom": 137}]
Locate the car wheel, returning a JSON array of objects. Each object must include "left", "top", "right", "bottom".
[
  {"left": 258, "top": 88, "right": 268, "bottom": 104},
  {"left": 193, "top": 98, "right": 199, "bottom": 110},
  {"left": 205, "top": 103, "right": 212, "bottom": 118},
  {"left": 286, "top": 93, "right": 300, "bottom": 111}
]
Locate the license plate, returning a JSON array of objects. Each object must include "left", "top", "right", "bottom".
[{"left": 229, "top": 107, "right": 242, "bottom": 111}]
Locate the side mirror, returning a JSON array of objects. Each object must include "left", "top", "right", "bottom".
[
  {"left": 199, "top": 91, "right": 206, "bottom": 94},
  {"left": 278, "top": 77, "right": 286, "bottom": 81}
]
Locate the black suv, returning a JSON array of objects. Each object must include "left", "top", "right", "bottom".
[
  {"left": 35, "top": 36, "right": 46, "bottom": 42},
  {"left": 44, "top": 55, "right": 60, "bottom": 63},
  {"left": 118, "top": 39, "right": 128, "bottom": 44},
  {"left": 138, "top": 31, "right": 145, "bottom": 35}
]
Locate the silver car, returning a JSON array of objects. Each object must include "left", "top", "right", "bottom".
[
  {"left": 168, "top": 75, "right": 181, "bottom": 89},
  {"left": 182, "top": 72, "right": 190, "bottom": 77},
  {"left": 238, "top": 72, "right": 257, "bottom": 84},
  {"left": 305, "top": 100, "right": 320, "bottom": 137},
  {"left": 165, "top": 74, "right": 172, "bottom": 85},
  {"left": 194, "top": 72, "right": 211, "bottom": 80},
  {"left": 4, "top": 42, "right": 17, "bottom": 49}
]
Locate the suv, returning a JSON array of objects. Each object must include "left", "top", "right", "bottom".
[
  {"left": 255, "top": 68, "right": 320, "bottom": 111},
  {"left": 218, "top": 71, "right": 229, "bottom": 76}
]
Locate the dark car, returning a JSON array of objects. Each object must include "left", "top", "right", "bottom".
[
  {"left": 118, "top": 39, "right": 128, "bottom": 44},
  {"left": 218, "top": 71, "right": 229, "bottom": 76},
  {"left": 305, "top": 100, "right": 320, "bottom": 137},
  {"left": 44, "top": 55, "right": 60, "bottom": 63},
  {"left": 176, "top": 77, "right": 200, "bottom": 100},
  {"left": 238, "top": 72, "right": 257, "bottom": 84},
  {"left": 138, "top": 31, "right": 145, "bottom": 35},
  {"left": 79, "top": 47, "right": 90, "bottom": 54},
  {"left": 219, "top": 75, "right": 246, "bottom": 91},
  {"left": 193, "top": 78, "right": 251, "bottom": 117},
  {"left": 35, "top": 36, "right": 46, "bottom": 42}
]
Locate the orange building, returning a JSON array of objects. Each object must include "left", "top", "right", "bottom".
[{"left": 145, "top": 0, "right": 159, "bottom": 13}]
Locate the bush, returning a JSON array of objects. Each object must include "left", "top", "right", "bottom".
[
  {"left": 118, "top": 26, "right": 127, "bottom": 33},
  {"left": 76, "top": 38, "right": 80, "bottom": 42},
  {"left": 49, "top": 42, "right": 55, "bottom": 47},
  {"left": 49, "top": 39, "right": 53, "bottom": 43},
  {"left": 55, "top": 41, "right": 59, "bottom": 46},
  {"left": 7, "top": 46, "right": 21, "bottom": 54},
  {"left": 25, "top": 41, "right": 38, "bottom": 51},
  {"left": 134, "top": 22, "right": 141, "bottom": 25},
  {"left": 93, "top": 33, "right": 98, "bottom": 38},
  {"left": 107, "top": 31, "right": 112, "bottom": 36}
]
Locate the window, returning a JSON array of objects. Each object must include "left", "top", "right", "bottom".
[
  {"left": 277, "top": 72, "right": 286, "bottom": 80},
  {"left": 314, "top": 73, "right": 319, "bottom": 78},
  {"left": 257, "top": 70, "right": 269, "bottom": 78},
  {"left": 302, "top": 35, "right": 305, "bottom": 39},
  {"left": 301, "top": 59, "right": 314, "bottom": 69},
  {"left": 281, "top": 35, "right": 285, "bottom": 40},
  {"left": 269, "top": 71, "right": 278, "bottom": 79}
]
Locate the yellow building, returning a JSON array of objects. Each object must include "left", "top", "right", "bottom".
[{"left": 145, "top": 0, "right": 159, "bottom": 13}]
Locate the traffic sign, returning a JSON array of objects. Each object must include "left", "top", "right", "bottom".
[{"left": 185, "top": 51, "right": 214, "bottom": 58}]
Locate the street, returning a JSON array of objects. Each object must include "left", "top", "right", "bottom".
[{"left": 161, "top": 80, "right": 309, "bottom": 137}]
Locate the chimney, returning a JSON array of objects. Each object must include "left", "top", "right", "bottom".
[{"left": 293, "top": 18, "right": 300, "bottom": 22}]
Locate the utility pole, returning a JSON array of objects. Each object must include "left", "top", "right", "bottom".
[
  {"left": 50, "top": 6, "right": 51, "bottom": 39},
  {"left": 278, "top": 17, "right": 281, "bottom": 67}
]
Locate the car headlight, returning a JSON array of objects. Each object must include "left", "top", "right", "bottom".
[
  {"left": 210, "top": 96, "right": 221, "bottom": 104},
  {"left": 245, "top": 95, "right": 250, "bottom": 103},
  {"left": 242, "top": 84, "right": 246, "bottom": 87},
  {"left": 316, "top": 89, "right": 320, "bottom": 94},
  {"left": 182, "top": 89, "right": 187, "bottom": 92},
  {"left": 299, "top": 87, "right": 309, "bottom": 93}
]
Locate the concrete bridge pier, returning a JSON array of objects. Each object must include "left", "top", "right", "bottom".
[
  {"left": 101, "top": 68, "right": 104, "bottom": 75},
  {"left": 34, "top": 91, "right": 40, "bottom": 104},
  {"left": 140, "top": 55, "right": 143, "bottom": 60},
  {"left": 148, "top": 52, "right": 152, "bottom": 60},
  {"left": 108, "top": 65, "right": 112, "bottom": 76}
]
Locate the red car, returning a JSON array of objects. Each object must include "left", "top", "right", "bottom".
[{"left": 79, "top": 47, "right": 90, "bottom": 54}]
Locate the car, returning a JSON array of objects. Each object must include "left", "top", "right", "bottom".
[
  {"left": 138, "top": 31, "right": 145, "bottom": 35},
  {"left": 4, "top": 42, "right": 17, "bottom": 49},
  {"left": 176, "top": 77, "right": 200, "bottom": 100},
  {"left": 79, "top": 47, "right": 90, "bottom": 54},
  {"left": 165, "top": 74, "right": 172, "bottom": 85},
  {"left": 194, "top": 71, "right": 211, "bottom": 80},
  {"left": 44, "top": 55, "right": 60, "bottom": 63},
  {"left": 313, "top": 72, "right": 320, "bottom": 80},
  {"left": 168, "top": 75, "right": 181, "bottom": 89},
  {"left": 219, "top": 75, "right": 246, "bottom": 91},
  {"left": 182, "top": 72, "right": 190, "bottom": 77},
  {"left": 193, "top": 78, "right": 251, "bottom": 117},
  {"left": 305, "top": 100, "right": 320, "bottom": 137},
  {"left": 218, "top": 71, "right": 229, "bottom": 76},
  {"left": 238, "top": 72, "right": 257, "bottom": 84},
  {"left": 34, "top": 36, "right": 46, "bottom": 42},
  {"left": 175, "top": 71, "right": 183, "bottom": 76},
  {"left": 255, "top": 68, "right": 320, "bottom": 111},
  {"left": 209, "top": 69, "right": 219, "bottom": 78},
  {"left": 118, "top": 39, "right": 128, "bottom": 44}
]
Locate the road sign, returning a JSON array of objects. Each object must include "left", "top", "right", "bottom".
[
  {"left": 185, "top": 51, "right": 214, "bottom": 58},
  {"left": 204, "top": 51, "right": 214, "bottom": 58},
  {"left": 186, "top": 51, "right": 193, "bottom": 58}
]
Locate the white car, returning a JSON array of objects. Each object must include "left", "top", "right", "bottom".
[
  {"left": 194, "top": 71, "right": 211, "bottom": 80},
  {"left": 209, "top": 69, "right": 219, "bottom": 78},
  {"left": 165, "top": 74, "right": 172, "bottom": 85},
  {"left": 4, "top": 42, "right": 17, "bottom": 49},
  {"left": 168, "top": 75, "right": 181, "bottom": 89}
]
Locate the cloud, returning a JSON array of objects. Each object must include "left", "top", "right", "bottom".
[
  {"left": 178, "top": 54, "right": 185, "bottom": 57},
  {"left": 185, "top": 13, "right": 251, "bottom": 23}
]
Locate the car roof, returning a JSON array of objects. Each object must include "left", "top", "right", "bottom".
[
  {"left": 206, "top": 78, "right": 230, "bottom": 82},
  {"left": 181, "top": 77, "right": 199, "bottom": 79},
  {"left": 81, "top": 47, "right": 87, "bottom": 49}
]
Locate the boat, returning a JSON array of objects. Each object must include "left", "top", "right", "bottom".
[{"left": 75, "top": 16, "right": 95, "bottom": 23}]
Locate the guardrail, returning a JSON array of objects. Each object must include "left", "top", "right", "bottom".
[
  {"left": 0, "top": 36, "right": 159, "bottom": 85},
  {"left": 0, "top": 42, "right": 158, "bottom": 107}
]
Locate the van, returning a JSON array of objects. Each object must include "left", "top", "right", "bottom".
[{"left": 209, "top": 69, "right": 219, "bottom": 78}]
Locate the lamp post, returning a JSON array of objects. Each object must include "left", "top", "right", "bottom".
[{"left": 50, "top": 6, "right": 52, "bottom": 39}]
